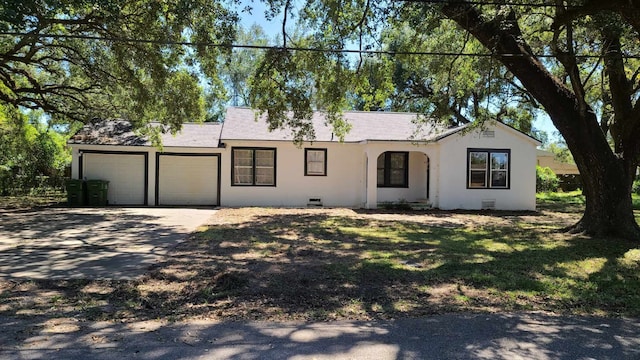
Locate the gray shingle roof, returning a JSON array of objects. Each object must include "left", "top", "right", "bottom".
[
  {"left": 160, "top": 123, "right": 222, "bottom": 147},
  {"left": 222, "top": 107, "right": 461, "bottom": 142},
  {"left": 68, "top": 109, "right": 465, "bottom": 147},
  {"left": 68, "top": 120, "right": 222, "bottom": 148}
]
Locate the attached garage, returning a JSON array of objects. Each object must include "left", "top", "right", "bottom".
[
  {"left": 81, "top": 151, "right": 148, "bottom": 205},
  {"left": 156, "top": 153, "right": 220, "bottom": 206},
  {"left": 70, "top": 120, "right": 223, "bottom": 207}
]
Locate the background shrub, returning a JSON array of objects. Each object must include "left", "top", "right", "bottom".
[
  {"left": 536, "top": 166, "right": 559, "bottom": 192},
  {"left": 633, "top": 178, "right": 640, "bottom": 195}
]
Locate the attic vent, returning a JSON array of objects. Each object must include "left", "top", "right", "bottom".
[
  {"left": 481, "top": 199, "right": 496, "bottom": 210},
  {"left": 307, "top": 198, "right": 323, "bottom": 207},
  {"left": 481, "top": 130, "right": 495, "bottom": 138}
]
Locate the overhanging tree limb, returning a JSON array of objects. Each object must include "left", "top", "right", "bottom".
[{"left": 433, "top": 0, "right": 640, "bottom": 238}]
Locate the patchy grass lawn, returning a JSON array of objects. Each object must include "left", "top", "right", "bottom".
[
  {"left": 1, "top": 193, "right": 640, "bottom": 322},
  {"left": 0, "top": 191, "right": 66, "bottom": 209},
  {"left": 536, "top": 190, "right": 640, "bottom": 222}
]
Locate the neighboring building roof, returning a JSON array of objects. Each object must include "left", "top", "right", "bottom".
[
  {"left": 536, "top": 149, "right": 580, "bottom": 175},
  {"left": 221, "top": 107, "right": 459, "bottom": 142},
  {"left": 68, "top": 119, "right": 222, "bottom": 148}
]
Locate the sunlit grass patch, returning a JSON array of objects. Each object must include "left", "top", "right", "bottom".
[
  {"left": 555, "top": 258, "right": 607, "bottom": 280},
  {"left": 619, "top": 249, "right": 640, "bottom": 268},
  {"left": 537, "top": 190, "right": 585, "bottom": 203}
]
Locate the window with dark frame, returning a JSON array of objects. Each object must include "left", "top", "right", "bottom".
[
  {"left": 467, "top": 149, "right": 510, "bottom": 189},
  {"left": 232, "top": 147, "right": 276, "bottom": 186},
  {"left": 305, "top": 148, "right": 327, "bottom": 176},
  {"left": 377, "top": 151, "right": 408, "bottom": 187}
]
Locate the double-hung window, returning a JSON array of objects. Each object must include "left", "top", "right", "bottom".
[
  {"left": 377, "top": 151, "right": 409, "bottom": 187},
  {"left": 305, "top": 148, "right": 327, "bottom": 176},
  {"left": 232, "top": 147, "right": 276, "bottom": 186},
  {"left": 467, "top": 149, "right": 510, "bottom": 189}
]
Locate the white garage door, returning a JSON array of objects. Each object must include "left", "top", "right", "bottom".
[
  {"left": 157, "top": 154, "right": 219, "bottom": 206},
  {"left": 83, "top": 152, "right": 147, "bottom": 205}
]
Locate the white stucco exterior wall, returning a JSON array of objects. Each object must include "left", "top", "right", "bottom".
[
  {"left": 220, "top": 141, "right": 439, "bottom": 208},
  {"left": 219, "top": 141, "right": 367, "bottom": 207},
  {"left": 361, "top": 145, "right": 434, "bottom": 205},
  {"left": 437, "top": 123, "right": 539, "bottom": 211}
]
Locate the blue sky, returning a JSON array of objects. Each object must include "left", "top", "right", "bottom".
[{"left": 237, "top": 1, "right": 282, "bottom": 36}]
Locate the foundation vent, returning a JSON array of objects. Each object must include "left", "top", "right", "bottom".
[
  {"left": 481, "top": 199, "right": 496, "bottom": 210},
  {"left": 307, "top": 198, "right": 323, "bottom": 207},
  {"left": 481, "top": 130, "right": 495, "bottom": 138}
]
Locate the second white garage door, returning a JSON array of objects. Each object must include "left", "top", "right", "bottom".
[{"left": 157, "top": 154, "right": 219, "bottom": 206}]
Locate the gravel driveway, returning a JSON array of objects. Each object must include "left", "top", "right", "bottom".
[{"left": 0, "top": 207, "right": 217, "bottom": 280}]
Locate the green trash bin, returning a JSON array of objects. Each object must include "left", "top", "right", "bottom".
[
  {"left": 86, "top": 180, "right": 109, "bottom": 206},
  {"left": 65, "top": 179, "right": 85, "bottom": 206}
]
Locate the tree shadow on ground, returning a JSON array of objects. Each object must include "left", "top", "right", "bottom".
[
  {"left": 2, "top": 205, "right": 639, "bottom": 358},
  {"left": 1, "top": 208, "right": 638, "bottom": 323},
  {"left": 92, "top": 209, "right": 640, "bottom": 322},
  {"left": 0, "top": 208, "right": 196, "bottom": 280},
  {"left": 1, "top": 311, "right": 639, "bottom": 359}
]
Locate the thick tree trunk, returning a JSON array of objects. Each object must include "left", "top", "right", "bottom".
[
  {"left": 570, "top": 144, "right": 639, "bottom": 238},
  {"left": 439, "top": 2, "right": 640, "bottom": 240}
]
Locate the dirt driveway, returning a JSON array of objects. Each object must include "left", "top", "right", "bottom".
[{"left": 0, "top": 207, "right": 217, "bottom": 280}]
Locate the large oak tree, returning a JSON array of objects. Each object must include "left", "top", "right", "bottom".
[
  {"left": 248, "top": 0, "right": 640, "bottom": 239},
  {"left": 435, "top": 1, "right": 640, "bottom": 238}
]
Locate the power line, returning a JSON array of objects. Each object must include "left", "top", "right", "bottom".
[
  {"left": 399, "top": 0, "right": 584, "bottom": 8},
  {"left": 2, "top": 31, "right": 636, "bottom": 59}
]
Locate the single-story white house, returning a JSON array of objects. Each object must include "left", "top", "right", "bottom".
[{"left": 68, "top": 107, "right": 541, "bottom": 210}]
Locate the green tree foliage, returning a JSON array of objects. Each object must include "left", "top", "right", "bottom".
[
  {"left": 434, "top": 2, "right": 640, "bottom": 237},
  {"left": 251, "top": 1, "right": 545, "bottom": 136},
  {"left": 248, "top": 41, "right": 355, "bottom": 142},
  {"left": 2, "top": 1, "right": 639, "bottom": 237},
  {"left": 0, "top": 0, "right": 236, "bottom": 131},
  {"left": 0, "top": 104, "right": 69, "bottom": 195},
  {"left": 546, "top": 141, "right": 575, "bottom": 164},
  {"left": 357, "top": 21, "right": 539, "bottom": 133},
  {"left": 219, "top": 24, "right": 270, "bottom": 107}
]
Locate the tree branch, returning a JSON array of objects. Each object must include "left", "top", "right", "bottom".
[
  {"left": 438, "top": 0, "right": 618, "bottom": 184},
  {"left": 551, "top": 1, "right": 588, "bottom": 114},
  {"left": 602, "top": 30, "right": 634, "bottom": 154},
  {"left": 354, "top": 0, "right": 371, "bottom": 71},
  {"left": 282, "top": 0, "right": 291, "bottom": 49},
  {"left": 505, "top": 77, "right": 539, "bottom": 108},
  {"left": 552, "top": 0, "right": 640, "bottom": 36},
  {"left": 582, "top": 56, "right": 602, "bottom": 90}
]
